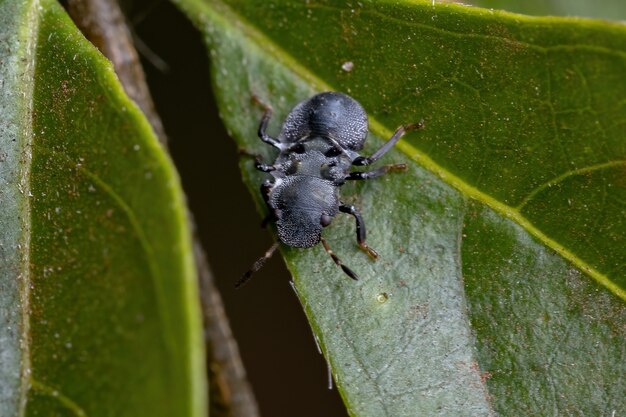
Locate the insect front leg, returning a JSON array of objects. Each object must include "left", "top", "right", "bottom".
[
  {"left": 339, "top": 203, "right": 379, "bottom": 260},
  {"left": 252, "top": 95, "right": 283, "bottom": 149},
  {"left": 352, "top": 121, "right": 424, "bottom": 166},
  {"left": 345, "top": 164, "right": 407, "bottom": 181}
]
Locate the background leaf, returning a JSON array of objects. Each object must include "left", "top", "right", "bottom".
[
  {"left": 175, "top": 0, "right": 626, "bottom": 415},
  {"left": 468, "top": 0, "right": 626, "bottom": 20},
  {"left": 0, "top": 0, "right": 206, "bottom": 416}
]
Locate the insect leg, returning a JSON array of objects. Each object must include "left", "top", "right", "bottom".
[
  {"left": 339, "top": 204, "right": 379, "bottom": 260},
  {"left": 236, "top": 242, "right": 279, "bottom": 288},
  {"left": 352, "top": 121, "right": 423, "bottom": 166},
  {"left": 320, "top": 238, "right": 359, "bottom": 281},
  {"left": 345, "top": 163, "right": 407, "bottom": 181},
  {"left": 254, "top": 158, "right": 276, "bottom": 173},
  {"left": 252, "top": 95, "right": 283, "bottom": 149},
  {"left": 260, "top": 180, "right": 277, "bottom": 228},
  {"left": 238, "top": 149, "right": 277, "bottom": 172},
  {"left": 261, "top": 180, "right": 272, "bottom": 206}
]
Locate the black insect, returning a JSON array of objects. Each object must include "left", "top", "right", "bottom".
[{"left": 237, "top": 92, "right": 422, "bottom": 288}]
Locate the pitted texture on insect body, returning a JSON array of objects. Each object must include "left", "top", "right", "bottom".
[
  {"left": 270, "top": 176, "right": 339, "bottom": 248},
  {"left": 279, "top": 92, "right": 368, "bottom": 151},
  {"left": 274, "top": 137, "right": 354, "bottom": 183},
  {"left": 239, "top": 91, "right": 421, "bottom": 286}
]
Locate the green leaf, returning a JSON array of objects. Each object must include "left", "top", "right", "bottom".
[
  {"left": 174, "top": 0, "right": 626, "bottom": 415},
  {"left": 0, "top": 1, "right": 206, "bottom": 416}
]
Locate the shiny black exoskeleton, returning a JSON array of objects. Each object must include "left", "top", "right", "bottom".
[{"left": 237, "top": 92, "right": 422, "bottom": 288}]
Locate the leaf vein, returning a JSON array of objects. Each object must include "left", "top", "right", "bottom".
[
  {"left": 515, "top": 160, "right": 626, "bottom": 210},
  {"left": 30, "top": 379, "right": 88, "bottom": 417},
  {"left": 305, "top": 2, "right": 626, "bottom": 59},
  {"left": 73, "top": 165, "right": 173, "bottom": 349}
]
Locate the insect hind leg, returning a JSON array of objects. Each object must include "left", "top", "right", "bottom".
[
  {"left": 321, "top": 237, "right": 359, "bottom": 281},
  {"left": 236, "top": 242, "right": 279, "bottom": 288},
  {"left": 339, "top": 204, "right": 379, "bottom": 260}
]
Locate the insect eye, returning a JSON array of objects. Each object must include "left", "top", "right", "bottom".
[
  {"left": 324, "top": 147, "right": 341, "bottom": 157},
  {"left": 320, "top": 214, "right": 332, "bottom": 227},
  {"left": 291, "top": 143, "right": 306, "bottom": 153}
]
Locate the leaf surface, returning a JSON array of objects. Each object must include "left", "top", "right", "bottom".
[
  {"left": 174, "top": 0, "right": 626, "bottom": 415},
  {"left": 0, "top": 1, "right": 206, "bottom": 416}
]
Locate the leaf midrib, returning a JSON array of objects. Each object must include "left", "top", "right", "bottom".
[
  {"left": 188, "top": 0, "right": 625, "bottom": 300},
  {"left": 19, "top": 1, "right": 40, "bottom": 416}
]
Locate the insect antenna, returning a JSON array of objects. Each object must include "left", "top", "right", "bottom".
[
  {"left": 320, "top": 238, "right": 359, "bottom": 281},
  {"left": 236, "top": 242, "right": 280, "bottom": 288}
]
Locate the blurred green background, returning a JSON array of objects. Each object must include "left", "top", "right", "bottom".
[{"left": 471, "top": 0, "right": 626, "bottom": 20}]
